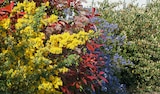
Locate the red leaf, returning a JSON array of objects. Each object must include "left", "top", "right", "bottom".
[
  {"left": 99, "top": 71, "right": 105, "bottom": 75},
  {"left": 85, "top": 8, "right": 100, "bottom": 19},
  {"left": 91, "top": 7, "right": 95, "bottom": 17},
  {"left": 98, "top": 80, "right": 102, "bottom": 86},
  {"left": 0, "top": 1, "right": 14, "bottom": 12},
  {"left": 0, "top": 1, "right": 14, "bottom": 20},
  {"left": 61, "top": 87, "right": 71, "bottom": 94},
  {"left": 43, "top": 0, "right": 48, "bottom": 3},
  {"left": 86, "top": 42, "right": 95, "bottom": 52},
  {"left": 70, "top": 82, "right": 75, "bottom": 86},
  {"left": 99, "top": 76, "right": 108, "bottom": 83},
  {"left": 86, "top": 63, "right": 95, "bottom": 69},
  {"left": 76, "top": 82, "right": 80, "bottom": 89},
  {"left": 0, "top": 14, "right": 8, "bottom": 20},
  {"left": 95, "top": 14, "right": 101, "bottom": 16},
  {"left": 16, "top": 12, "right": 25, "bottom": 18},
  {"left": 86, "top": 40, "right": 103, "bottom": 52},
  {"left": 87, "top": 76, "right": 97, "bottom": 80},
  {"left": 82, "top": 78, "right": 87, "bottom": 85},
  {"left": 0, "top": 0, "right": 4, "bottom": 4},
  {"left": 91, "top": 84, "right": 95, "bottom": 92},
  {"left": 67, "top": 0, "right": 71, "bottom": 7}
]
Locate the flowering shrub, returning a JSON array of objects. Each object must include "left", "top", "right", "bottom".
[
  {"left": 0, "top": 0, "right": 97, "bottom": 93},
  {"left": 0, "top": 0, "right": 131, "bottom": 94},
  {"left": 89, "top": 17, "right": 130, "bottom": 94},
  {"left": 98, "top": 0, "right": 160, "bottom": 93},
  {"left": 61, "top": 40, "right": 107, "bottom": 94}
]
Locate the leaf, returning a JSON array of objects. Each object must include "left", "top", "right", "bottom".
[
  {"left": 91, "top": 84, "right": 95, "bottom": 92},
  {"left": 86, "top": 63, "right": 95, "bottom": 69},
  {"left": 99, "top": 71, "right": 105, "bottom": 75},
  {"left": 86, "top": 40, "right": 103, "bottom": 52},
  {"left": 87, "top": 76, "right": 97, "bottom": 80},
  {"left": 61, "top": 87, "right": 71, "bottom": 94},
  {"left": 82, "top": 78, "right": 87, "bottom": 85},
  {"left": 0, "top": 14, "right": 8, "bottom": 20},
  {"left": 0, "top": 0, "right": 4, "bottom": 4},
  {"left": 42, "top": 0, "right": 48, "bottom": 3},
  {"left": 91, "top": 7, "right": 95, "bottom": 17},
  {"left": 0, "top": 1, "right": 14, "bottom": 12},
  {"left": 86, "top": 42, "right": 95, "bottom": 52},
  {"left": 0, "top": 1, "right": 14, "bottom": 20},
  {"left": 67, "top": 0, "right": 71, "bottom": 7},
  {"left": 86, "top": 7, "right": 100, "bottom": 19},
  {"left": 76, "top": 82, "right": 80, "bottom": 89},
  {"left": 98, "top": 80, "right": 102, "bottom": 86},
  {"left": 99, "top": 76, "right": 108, "bottom": 83}
]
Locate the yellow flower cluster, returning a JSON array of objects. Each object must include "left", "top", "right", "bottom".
[
  {"left": 0, "top": 18, "right": 10, "bottom": 29},
  {"left": 41, "top": 14, "right": 58, "bottom": 26},
  {"left": 13, "top": 0, "right": 58, "bottom": 30},
  {"left": 46, "top": 30, "right": 94, "bottom": 54},
  {"left": 52, "top": 66, "right": 69, "bottom": 75},
  {"left": 15, "top": 15, "right": 35, "bottom": 30},
  {"left": 38, "top": 76, "right": 62, "bottom": 94},
  {"left": 15, "top": 26, "right": 45, "bottom": 60},
  {"left": 7, "top": 65, "right": 28, "bottom": 79},
  {"left": 12, "top": 0, "right": 36, "bottom": 14}
]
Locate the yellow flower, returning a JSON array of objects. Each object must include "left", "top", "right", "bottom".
[
  {"left": 15, "top": 18, "right": 28, "bottom": 29},
  {"left": 47, "top": 65, "right": 54, "bottom": 71},
  {"left": 45, "top": 1, "right": 49, "bottom": 7},
  {"left": 38, "top": 81, "right": 52, "bottom": 90},
  {"left": 47, "top": 14, "right": 58, "bottom": 24},
  {"left": 11, "top": 70, "right": 19, "bottom": 78},
  {"left": 46, "top": 30, "right": 93, "bottom": 54},
  {"left": 2, "top": 48, "right": 8, "bottom": 54},
  {"left": 89, "top": 30, "right": 94, "bottom": 33},
  {"left": 58, "top": 67, "right": 69, "bottom": 73},
  {"left": 59, "top": 39, "right": 68, "bottom": 47},
  {"left": 50, "top": 76, "right": 63, "bottom": 89},
  {"left": 50, "top": 47, "right": 62, "bottom": 54},
  {"left": 0, "top": 18, "right": 10, "bottom": 29},
  {"left": 8, "top": 69, "right": 13, "bottom": 74},
  {"left": 24, "top": 1, "right": 36, "bottom": 14},
  {"left": 12, "top": 0, "right": 36, "bottom": 14},
  {"left": 28, "top": 36, "right": 44, "bottom": 48},
  {"left": 6, "top": 82, "right": 12, "bottom": 88}
]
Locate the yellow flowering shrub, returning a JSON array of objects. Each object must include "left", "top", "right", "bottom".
[
  {"left": 0, "top": 0, "right": 95, "bottom": 93},
  {"left": 0, "top": 18, "right": 10, "bottom": 29},
  {"left": 46, "top": 30, "right": 94, "bottom": 54}
]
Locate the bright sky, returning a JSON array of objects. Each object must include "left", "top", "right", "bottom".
[{"left": 82, "top": 0, "right": 147, "bottom": 7}]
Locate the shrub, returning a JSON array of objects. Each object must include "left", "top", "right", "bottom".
[
  {"left": 0, "top": 0, "right": 130, "bottom": 94},
  {"left": 0, "top": 0, "right": 96, "bottom": 93},
  {"left": 98, "top": 0, "right": 160, "bottom": 93}
]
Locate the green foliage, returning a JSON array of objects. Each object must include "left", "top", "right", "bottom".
[{"left": 98, "top": 0, "right": 160, "bottom": 93}]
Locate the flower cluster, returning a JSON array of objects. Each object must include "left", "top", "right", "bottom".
[
  {"left": 89, "top": 17, "right": 131, "bottom": 94},
  {"left": 46, "top": 30, "right": 94, "bottom": 54},
  {"left": 0, "top": 18, "right": 10, "bottom": 29}
]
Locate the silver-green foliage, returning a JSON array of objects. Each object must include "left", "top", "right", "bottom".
[{"left": 98, "top": 0, "right": 160, "bottom": 93}]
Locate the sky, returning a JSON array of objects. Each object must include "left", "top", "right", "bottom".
[{"left": 82, "top": 0, "right": 148, "bottom": 8}]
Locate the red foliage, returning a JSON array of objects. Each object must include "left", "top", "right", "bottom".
[
  {"left": 86, "top": 8, "right": 100, "bottom": 19},
  {"left": 0, "top": 0, "right": 4, "bottom": 4},
  {"left": 0, "top": 1, "right": 14, "bottom": 20},
  {"left": 86, "top": 40, "right": 103, "bottom": 53},
  {"left": 60, "top": 40, "right": 107, "bottom": 94}
]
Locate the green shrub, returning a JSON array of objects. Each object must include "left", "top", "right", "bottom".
[{"left": 98, "top": 0, "right": 160, "bottom": 93}]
